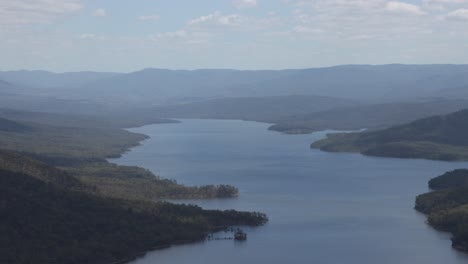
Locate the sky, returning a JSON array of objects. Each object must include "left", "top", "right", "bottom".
[{"left": 1, "top": 0, "right": 468, "bottom": 72}]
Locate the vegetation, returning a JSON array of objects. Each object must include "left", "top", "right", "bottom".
[
  {"left": 270, "top": 99, "right": 468, "bottom": 134},
  {"left": 0, "top": 168, "right": 267, "bottom": 264},
  {"left": 0, "top": 117, "right": 30, "bottom": 132},
  {"left": 312, "top": 109, "right": 468, "bottom": 161},
  {"left": 67, "top": 162, "right": 239, "bottom": 200},
  {"left": 0, "top": 114, "right": 267, "bottom": 264},
  {"left": 429, "top": 169, "right": 468, "bottom": 190},
  {"left": 415, "top": 169, "right": 468, "bottom": 252},
  {"left": 0, "top": 115, "right": 238, "bottom": 199}
]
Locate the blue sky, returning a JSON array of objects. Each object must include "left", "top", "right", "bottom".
[{"left": 1, "top": 0, "right": 468, "bottom": 72}]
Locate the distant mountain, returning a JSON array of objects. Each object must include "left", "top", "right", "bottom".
[
  {"left": 27, "top": 64, "right": 468, "bottom": 105},
  {"left": 237, "top": 64, "right": 468, "bottom": 100},
  {"left": 312, "top": 109, "right": 468, "bottom": 161},
  {"left": 152, "top": 95, "right": 359, "bottom": 122},
  {"left": 0, "top": 78, "right": 109, "bottom": 115},
  {"left": 434, "top": 85, "right": 468, "bottom": 99},
  {"left": 0, "top": 70, "right": 120, "bottom": 89},
  {"left": 3, "top": 65, "right": 468, "bottom": 117},
  {"left": 68, "top": 68, "right": 294, "bottom": 105},
  {"left": 270, "top": 99, "right": 468, "bottom": 134},
  {"left": 0, "top": 117, "right": 30, "bottom": 132},
  {"left": 0, "top": 79, "right": 18, "bottom": 94}
]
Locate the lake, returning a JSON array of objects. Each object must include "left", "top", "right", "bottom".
[{"left": 112, "top": 119, "right": 468, "bottom": 264}]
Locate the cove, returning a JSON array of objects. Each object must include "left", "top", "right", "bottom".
[{"left": 112, "top": 119, "right": 468, "bottom": 264}]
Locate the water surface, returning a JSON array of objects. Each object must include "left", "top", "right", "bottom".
[{"left": 112, "top": 119, "right": 468, "bottom": 264}]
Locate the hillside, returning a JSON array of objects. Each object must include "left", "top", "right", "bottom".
[
  {"left": 73, "top": 65, "right": 468, "bottom": 103},
  {"left": 0, "top": 114, "right": 239, "bottom": 200},
  {"left": 0, "top": 168, "right": 267, "bottom": 264},
  {"left": 415, "top": 169, "right": 468, "bottom": 252},
  {"left": 0, "top": 70, "right": 120, "bottom": 89},
  {"left": 0, "top": 149, "right": 88, "bottom": 191},
  {"left": 0, "top": 80, "right": 16, "bottom": 94},
  {"left": 152, "top": 95, "right": 358, "bottom": 123},
  {"left": 312, "top": 109, "right": 468, "bottom": 161},
  {"left": 0, "top": 117, "right": 268, "bottom": 263},
  {"left": 270, "top": 99, "right": 468, "bottom": 134},
  {"left": 7, "top": 65, "right": 468, "bottom": 106},
  {"left": 0, "top": 117, "right": 30, "bottom": 132}
]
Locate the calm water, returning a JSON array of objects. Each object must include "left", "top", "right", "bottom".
[{"left": 112, "top": 119, "right": 468, "bottom": 264}]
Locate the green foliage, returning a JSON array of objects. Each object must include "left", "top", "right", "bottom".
[
  {"left": 67, "top": 162, "right": 239, "bottom": 200},
  {"left": 429, "top": 169, "right": 468, "bottom": 190},
  {"left": 312, "top": 109, "right": 468, "bottom": 161},
  {"left": 0, "top": 149, "right": 89, "bottom": 191},
  {"left": 0, "top": 121, "right": 148, "bottom": 163},
  {"left": 270, "top": 99, "right": 468, "bottom": 134},
  {"left": 0, "top": 116, "right": 238, "bottom": 199},
  {"left": 0, "top": 114, "right": 267, "bottom": 263},
  {"left": 416, "top": 169, "right": 468, "bottom": 252},
  {"left": 0, "top": 117, "right": 30, "bottom": 132},
  {"left": 0, "top": 169, "right": 267, "bottom": 264}
]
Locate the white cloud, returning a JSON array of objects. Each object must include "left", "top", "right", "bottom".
[
  {"left": 153, "top": 30, "right": 188, "bottom": 39},
  {"left": 425, "top": 0, "right": 468, "bottom": 4},
  {"left": 188, "top": 11, "right": 280, "bottom": 31},
  {"left": 188, "top": 12, "right": 247, "bottom": 27},
  {"left": 0, "top": 0, "right": 83, "bottom": 27},
  {"left": 138, "top": 15, "right": 160, "bottom": 21},
  {"left": 445, "top": 8, "right": 468, "bottom": 19},
  {"left": 233, "top": 0, "right": 258, "bottom": 9},
  {"left": 385, "top": 1, "right": 426, "bottom": 15},
  {"left": 93, "top": 8, "right": 107, "bottom": 17},
  {"left": 79, "top": 33, "right": 96, "bottom": 39},
  {"left": 289, "top": 0, "right": 436, "bottom": 42},
  {"left": 148, "top": 30, "right": 212, "bottom": 47},
  {"left": 293, "top": 25, "right": 323, "bottom": 34},
  {"left": 422, "top": 0, "right": 468, "bottom": 11}
]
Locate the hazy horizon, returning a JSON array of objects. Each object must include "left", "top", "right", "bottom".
[{"left": 3, "top": 63, "right": 468, "bottom": 74}]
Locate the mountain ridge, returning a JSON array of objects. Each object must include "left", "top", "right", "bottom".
[{"left": 311, "top": 109, "right": 468, "bottom": 161}]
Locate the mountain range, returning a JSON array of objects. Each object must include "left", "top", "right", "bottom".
[{"left": 2, "top": 64, "right": 468, "bottom": 107}]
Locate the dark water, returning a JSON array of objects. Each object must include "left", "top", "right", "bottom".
[{"left": 112, "top": 119, "right": 468, "bottom": 264}]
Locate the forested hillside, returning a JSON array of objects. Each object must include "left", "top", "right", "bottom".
[
  {"left": 416, "top": 169, "right": 468, "bottom": 252},
  {"left": 312, "top": 109, "right": 468, "bottom": 161},
  {"left": 0, "top": 114, "right": 267, "bottom": 264},
  {"left": 0, "top": 168, "right": 266, "bottom": 264}
]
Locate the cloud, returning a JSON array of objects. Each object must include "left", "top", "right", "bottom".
[
  {"left": 292, "top": 25, "right": 323, "bottom": 34},
  {"left": 188, "top": 12, "right": 247, "bottom": 27},
  {"left": 79, "top": 33, "right": 96, "bottom": 39},
  {"left": 233, "top": 0, "right": 258, "bottom": 9},
  {"left": 385, "top": 1, "right": 426, "bottom": 15},
  {"left": 425, "top": 0, "right": 468, "bottom": 4},
  {"left": 0, "top": 0, "right": 83, "bottom": 27},
  {"left": 289, "top": 0, "right": 436, "bottom": 42},
  {"left": 152, "top": 30, "right": 188, "bottom": 39},
  {"left": 187, "top": 11, "right": 280, "bottom": 31},
  {"left": 445, "top": 8, "right": 468, "bottom": 19},
  {"left": 422, "top": 0, "right": 468, "bottom": 11},
  {"left": 138, "top": 15, "right": 160, "bottom": 21},
  {"left": 93, "top": 8, "right": 107, "bottom": 17}
]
